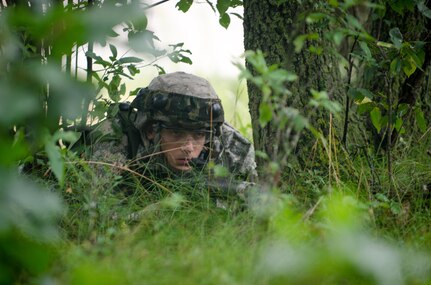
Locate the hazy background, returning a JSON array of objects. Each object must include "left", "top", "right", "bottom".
[{"left": 127, "top": 1, "right": 252, "bottom": 137}]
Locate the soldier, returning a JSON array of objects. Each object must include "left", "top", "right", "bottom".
[{"left": 80, "top": 72, "right": 257, "bottom": 199}]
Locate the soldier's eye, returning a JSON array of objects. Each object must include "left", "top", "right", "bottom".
[{"left": 193, "top": 132, "right": 206, "bottom": 140}]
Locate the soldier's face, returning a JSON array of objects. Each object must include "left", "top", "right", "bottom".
[{"left": 159, "top": 128, "right": 206, "bottom": 171}]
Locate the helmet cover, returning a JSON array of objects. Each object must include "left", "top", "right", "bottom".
[{"left": 133, "top": 72, "right": 224, "bottom": 130}]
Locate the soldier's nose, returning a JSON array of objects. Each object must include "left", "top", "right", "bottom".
[{"left": 181, "top": 138, "right": 194, "bottom": 154}]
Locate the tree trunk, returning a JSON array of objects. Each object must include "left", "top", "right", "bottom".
[{"left": 243, "top": 0, "right": 342, "bottom": 168}]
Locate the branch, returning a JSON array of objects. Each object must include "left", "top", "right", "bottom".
[{"left": 144, "top": 0, "right": 171, "bottom": 10}]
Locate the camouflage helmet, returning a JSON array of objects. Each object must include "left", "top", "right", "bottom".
[{"left": 132, "top": 72, "right": 224, "bottom": 132}]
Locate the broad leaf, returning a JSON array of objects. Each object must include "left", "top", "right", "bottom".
[
  {"left": 306, "top": 13, "right": 327, "bottom": 24},
  {"left": 357, "top": 102, "right": 374, "bottom": 115},
  {"left": 370, "top": 107, "right": 382, "bottom": 133},
  {"left": 389, "top": 28, "right": 403, "bottom": 49},
  {"left": 109, "top": 44, "right": 117, "bottom": 60},
  {"left": 418, "top": 1, "right": 431, "bottom": 19},
  {"left": 45, "top": 139, "right": 64, "bottom": 185},
  {"left": 219, "top": 13, "right": 231, "bottom": 29},
  {"left": 402, "top": 57, "right": 417, "bottom": 77},
  {"left": 213, "top": 165, "right": 229, "bottom": 177},
  {"left": 216, "top": 0, "right": 231, "bottom": 14},
  {"left": 395, "top": 118, "right": 403, "bottom": 132},
  {"left": 389, "top": 0, "right": 415, "bottom": 14},
  {"left": 176, "top": 0, "right": 193, "bottom": 12},
  {"left": 259, "top": 103, "right": 273, "bottom": 127},
  {"left": 390, "top": 58, "right": 401, "bottom": 75},
  {"left": 117, "top": 56, "right": 143, "bottom": 64},
  {"left": 346, "top": 14, "right": 364, "bottom": 31},
  {"left": 415, "top": 108, "right": 427, "bottom": 132},
  {"left": 359, "top": 41, "right": 372, "bottom": 59}
]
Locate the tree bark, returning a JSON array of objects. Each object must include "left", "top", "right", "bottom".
[{"left": 243, "top": 0, "right": 342, "bottom": 168}]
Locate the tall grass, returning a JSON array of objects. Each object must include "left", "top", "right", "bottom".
[{"left": 38, "top": 140, "right": 431, "bottom": 285}]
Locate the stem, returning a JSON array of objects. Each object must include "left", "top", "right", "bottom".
[
  {"left": 341, "top": 37, "right": 358, "bottom": 147},
  {"left": 328, "top": 113, "right": 332, "bottom": 186},
  {"left": 80, "top": 0, "right": 94, "bottom": 128},
  {"left": 386, "top": 78, "right": 394, "bottom": 195},
  {"left": 143, "top": 0, "right": 171, "bottom": 10}
]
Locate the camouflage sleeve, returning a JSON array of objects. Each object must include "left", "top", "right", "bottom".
[
  {"left": 214, "top": 123, "right": 257, "bottom": 180},
  {"left": 82, "top": 119, "right": 129, "bottom": 176}
]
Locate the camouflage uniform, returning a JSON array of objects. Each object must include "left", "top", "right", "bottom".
[{"left": 83, "top": 72, "right": 257, "bottom": 198}]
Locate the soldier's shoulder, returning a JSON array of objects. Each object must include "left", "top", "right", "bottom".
[
  {"left": 218, "top": 122, "right": 257, "bottom": 179},
  {"left": 220, "top": 122, "right": 253, "bottom": 154}
]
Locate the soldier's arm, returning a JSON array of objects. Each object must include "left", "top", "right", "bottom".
[{"left": 216, "top": 122, "right": 258, "bottom": 181}]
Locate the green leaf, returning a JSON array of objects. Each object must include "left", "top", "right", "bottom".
[
  {"left": 109, "top": 44, "right": 117, "bottom": 60},
  {"left": 377, "top": 41, "right": 393, "bottom": 49},
  {"left": 348, "top": 88, "right": 364, "bottom": 101},
  {"left": 346, "top": 14, "right": 364, "bottom": 31},
  {"left": 370, "top": 107, "right": 382, "bottom": 133},
  {"left": 117, "top": 56, "right": 143, "bottom": 64},
  {"left": 52, "top": 130, "right": 79, "bottom": 144},
  {"left": 161, "top": 193, "right": 185, "bottom": 209},
  {"left": 357, "top": 88, "right": 374, "bottom": 99},
  {"left": 216, "top": 0, "right": 230, "bottom": 14},
  {"left": 309, "top": 45, "right": 323, "bottom": 55},
  {"left": 132, "top": 15, "right": 148, "bottom": 31},
  {"left": 45, "top": 140, "right": 64, "bottom": 185},
  {"left": 332, "top": 31, "right": 344, "bottom": 46},
  {"left": 293, "top": 35, "right": 307, "bottom": 53},
  {"left": 219, "top": 13, "right": 231, "bottom": 29},
  {"left": 359, "top": 41, "right": 372, "bottom": 59},
  {"left": 389, "top": 28, "right": 403, "bottom": 49},
  {"left": 402, "top": 57, "right": 417, "bottom": 77},
  {"left": 255, "top": 150, "right": 269, "bottom": 160},
  {"left": 259, "top": 103, "right": 273, "bottom": 127},
  {"left": 120, "top": 83, "right": 126, "bottom": 96},
  {"left": 153, "top": 64, "right": 166, "bottom": 75},
  {"left": 397, "top": 103, "right": 409, "bottom": 117},
  {"left": 329, "top": 0, "right": 339, "bottom": 7},
  {"left": 357, "top": 102, "right": 374, "bottom": 115},
  {"left": 176, "top": 0, "right": 193, "bottom": 12},
  {"left": 127, "top": 64, "right": 140, "bottom": 76},
  {"left": 85, "top": 51, "right": 102, "bottom": 61},
  {"left": 306, "top": 13, "right": 327, "bottom": 24},
  {"left": 213, "top": 165, "right": 229, "bottom": 177},
  {"left": 389, "top": 0, "right": 415, "bottom": 14},
  {"left": 415, "top": 108, "right": 427, "bottom": 132},
  {"left": 418, "top": 1, "right": 431, "bottom": 19},
  {"left": 394, "top": 118, "right": 403, "bottom": 132},
  {"left": 390, "top": 58, "right": 402, "bottom": 75},
  {"left": 293, "top": 114, "right": 309, "bottom": 131}
]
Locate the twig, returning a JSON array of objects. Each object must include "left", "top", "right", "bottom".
[
  {"left": 342, "top": 36, "right": 359, "bottom": 147},
  {"left": 302, "top": 196, "right": 323, "bottom": 221},
  {"left": 143, "top": 0, "right": 171, "bottom": 10}
]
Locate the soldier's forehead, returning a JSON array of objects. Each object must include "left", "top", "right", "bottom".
[{"left": 161, "top": 125, "right": 209, "bottom": 132}]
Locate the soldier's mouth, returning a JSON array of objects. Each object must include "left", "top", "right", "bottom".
[{"left": 177, "top": 158, "right": 191, "bottom": 165}]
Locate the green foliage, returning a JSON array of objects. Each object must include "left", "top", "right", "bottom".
[
  {"left": 47, "top": 161, "right": 431, "bottom": 284},
  {"left": 294, "top": 0, "right": 429, "bottom": 143},
  {"left": 257, "top": 191, "right": 431, "bottom": 285},
  {"left": 1, "top": 0, "right": 431, "bottom": 284},
  {"left": 0, "top": 169, "right": 63, "bottom": 284},
  {"left": 176, "top": 0, "right": 242, "bottom": 29},
  {"left": 237, "top": 50, "right": 340, "bottom": 178},
  {"left": 176, "top": 0, "right": 194, "bottom": 12}
]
